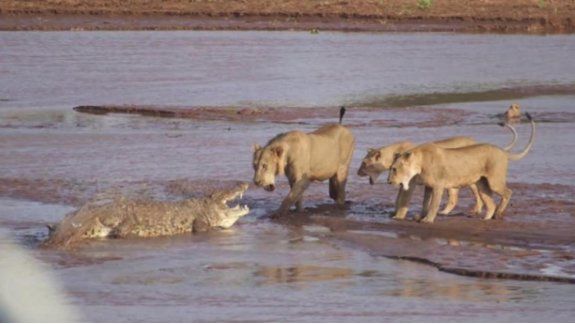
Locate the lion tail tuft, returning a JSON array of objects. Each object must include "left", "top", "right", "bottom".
[{"left": 339, "top": 106, "right": 346, "bottom": 124}]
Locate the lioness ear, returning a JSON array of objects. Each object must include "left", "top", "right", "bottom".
[
  {"left": 252, "top": 144, "right": 262, "bottom": 153},
  {"left": 374, "top": 151, "right": 381, "bottom": 160},
  {"left": 368, "top": 148, "right": 376, "bottom": 153},
  {"left": 271, "top": 146, "right": 284, "bottom": 158}
]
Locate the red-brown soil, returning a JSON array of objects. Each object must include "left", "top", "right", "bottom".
[
  {"left": 73, "top": 105, "right": 471, "bottom": 128},
  {"left": 1, "top": 0, "right": 574, "bottom": 33}
]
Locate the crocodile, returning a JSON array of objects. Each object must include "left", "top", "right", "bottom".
[{"left": 42, "top": 183, "right": 250, "bottom": 249}]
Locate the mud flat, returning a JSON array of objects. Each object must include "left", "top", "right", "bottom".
[
  {"left": 1, "top": 0, "right": 575, "bottom": 33},
  {"left": 72, "top": 104, "right": 472, "bottom": 128}
]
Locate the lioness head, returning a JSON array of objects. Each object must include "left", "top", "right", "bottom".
[
  {"left": 252, "top": 144, "right": 286, "bottom": 192},
  {"left": 505, "top": 103, "right": 521, "bottom": 120},
  {"left": 357, "top": 148, "right": 398, "bottom": 185},
  {"left": 387, "top": 151, "right": 421, "bottom": 191}
]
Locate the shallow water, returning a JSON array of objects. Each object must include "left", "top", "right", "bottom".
[
  {"left": 2, "top": 198, "right": 574, "bottom": 322},
  {"left": 1, "top": 31, "right": 575, "bottom": 109},
  {"left": 1, "top": 31, "right": 575, "bottom": 321}
]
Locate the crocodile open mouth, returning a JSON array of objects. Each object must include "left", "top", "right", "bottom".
[{"left": 221, "top": 183, "right": 250, "bottom": 215}]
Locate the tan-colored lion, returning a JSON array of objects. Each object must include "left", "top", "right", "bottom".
[
  {"left": 388, "top": 114, "right": 535, "bottom": 223},
  {"left": 358, "top": 137, "right": 479, "bottom": 218},
  {"left": 253, "top": 115, "right": 355, "bottom": 216},
  {"left": 357, "top": 124, "right": 518, "bottom": 218},
  {"left": 505, "top": 103, "right": 521, "bottom": 122}
]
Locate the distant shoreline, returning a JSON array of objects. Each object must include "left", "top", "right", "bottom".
[
  {"left": 1, "top": 13, "right": 573, "bottom": 33},
  {"left": 1, "top": 0, "right": 574, "bottom": 33}
]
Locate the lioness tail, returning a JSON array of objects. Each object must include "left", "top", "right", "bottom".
[
  {"left": 508, "top": 113, "right": 535, "bottom": 161},
  {"left": 339, "top": 106, "right": 346, "bottom": 124},
  {"left": 497, "top": 122, "right": 518, "bottom": 151}
]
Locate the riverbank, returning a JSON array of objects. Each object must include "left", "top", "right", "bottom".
[{"left": 1, "top": 0, "right": 574, "bottom": 32}]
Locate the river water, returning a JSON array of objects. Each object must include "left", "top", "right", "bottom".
[
  {"left": 1, "top": 31, "right": 575, "bottom": 108},
  {"left": 1, "top": 31, "right": 574, "bottom": 321}
]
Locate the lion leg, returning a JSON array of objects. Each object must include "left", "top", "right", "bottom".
[
  {"left": 289, "top": 178, "right": 304, "bottom": 212},
  {"left": 328, "top": 177, "right": 338, "bottom": 201},
  {"left": 336, "top": 179, "right": 347, "bottom": 207},
  {"left": 334, "top": 166, "right": 349, "bottom": 206},
  {"left": 418, "top": 186, "right": 432, "bottom": 221},
  {"left": 393, "top": 184, "right": 414, "bottom": 220},
  {"left": 469, "top": 183, "right": 484, "bottom": 215},
  {"left": 476, "top": 179, "right": 496, "bottom": 220},
  {"left": 491, "top": 182, "right": 512, "bottom": 219},
  {"left": 439, "top": 188, "right": 459, "bottom": 215},
  {"left": 420, "top": 186, "right": 444, "bottom": 223},
  {"left": 278, "top": 178, "right": 310, "bottom": 215}
]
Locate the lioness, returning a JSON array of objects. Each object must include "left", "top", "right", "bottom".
[
  {"left": 357, "top": 124, "right": 518, "bottom": 218},
  {"left": 388, "top": 113, "right": 535, "bottom": 223},
  {"left": 252, "top": 108, "right": 355, "bottom": 216},
  {"left": 359, "top": 137, "right": 479, "bottom": 218},
  {"left": 505, "top": 103, "right": 521, "bottom": 122}
]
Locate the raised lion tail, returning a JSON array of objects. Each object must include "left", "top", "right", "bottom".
[
  {"left": 508, "top": 112, "right": 535, "bottom": 161},
  {"left": 497, "top": 121, "right": 517, "bottom": 151},
  {"left": 339, "top": 106, "right": 346, "bottom": 124}
]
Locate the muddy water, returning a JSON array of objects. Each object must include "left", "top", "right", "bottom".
[
  {"left": 1, "top": 31, "right": 575, "bottom": 108},
  {"left": 2, "top": 198, "right": 574, "bottom": 322},
  {"left": 1, "top": 31, "right": 575, "bottom": 321}
]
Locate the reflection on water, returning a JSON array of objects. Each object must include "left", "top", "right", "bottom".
[
  {"left": 253, "top": 265, "right": 353, "bottom": 286},
  {"left": 386, "top": 277, "right": 536, "bottom": 304}
]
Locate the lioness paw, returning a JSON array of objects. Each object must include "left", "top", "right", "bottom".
[{"left": 419, "top": 216, "right": 435, "bottom": 224}]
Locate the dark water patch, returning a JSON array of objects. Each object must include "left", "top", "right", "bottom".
[
  {"left": 72, "top": 104, "right": 473, "bottom": 129},
  {"left": 355, "top": 83, "right": 575, "bottom": 108},
  {"left": 73, "top": 105, "right": 346, "bottom": 125},
  {"left": 74, "top": 105, "right": 185, "bottom": 118},
  {"left": 386, "top": 255, "right": 575, "bottom": 284}
]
